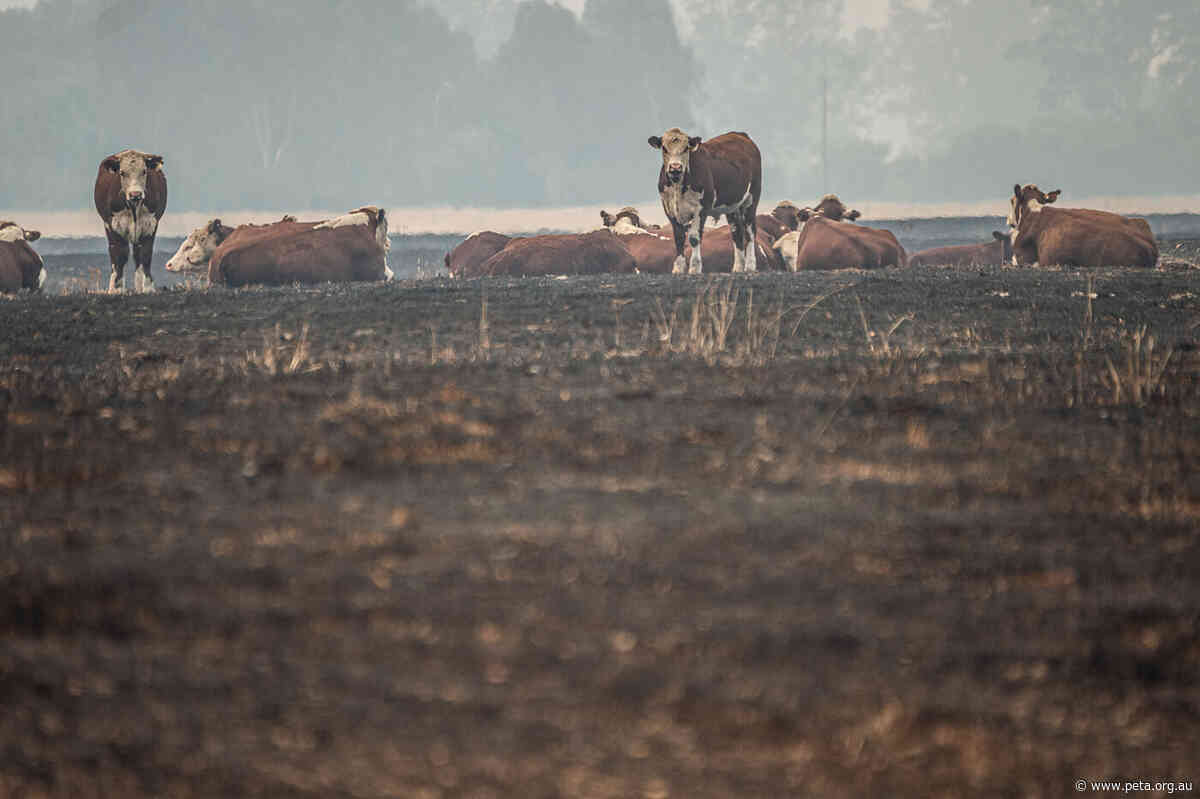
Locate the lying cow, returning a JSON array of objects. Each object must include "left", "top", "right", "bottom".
[
  {"left": 444, "top": 231, "right": 514, "bottom": 277},
  {"left": 180, "top": 208, "right": 391, "bottom": 287},
  {"left": 477, "top": 230, "right": 636, "bottom": 277},
  {"left": 774, "top": 216, "right": 906, "bottom": 271},
  {"left": 907, "top": 232, "right": 1013, "bottom": 267},
  {"left": 600, "top": 207, "right": 662, "bottom": 235},
  {"left": 94, "top": 149, "right": 167, "bottom": 292},
  {"left": 810, "top": 194, "right": 862, "bottom": 222},
  {"left": 1008, "top": 184, "right": 1157, "bottom": 268},
  {"left": 0, "top": 222, "right": 45, "bottom": 293},
  {"left": 165, "top": 215, "right": 302, "bottom": 275},
  {"left": 648, "top": 128, "right": 762, "bottom": 273},
  {"left": 755, "top": 201, "right": 808, "bottom": 243}
]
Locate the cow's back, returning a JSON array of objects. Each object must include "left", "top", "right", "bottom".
[
  {"left": 446, "top": 232, "right": 512, "bottom": 277},
  {"left": 480, "top": 231, "right": 636, "bottom": 276},
  {"left": 909, "top": 241, "right": 1001, "bottom": 268},
  {"left": 209, "top": 221, "right": 387, "bottom": 287},
  {"left": 697, "top": 133, "right": 761, "bottom": 209},
  {"left": 1025, "top": 208, "right": 1158, "bottom": 268},
  {"left": 617, "top": 231, "right": 677, "bottom": 274},
  {"left": 794, "top": 218, "right": 901, "bottom": 270}
]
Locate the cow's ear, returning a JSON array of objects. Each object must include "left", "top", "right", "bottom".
[
  {"left": 647, "top": 136, "right": 662, "bottom": 150},
  {"left": 1044, "top": 189, "right": 1061, "bottom": 204},
  {"left": 993, "top": 230, "right": 1005, "bottom": 241},
  {"left": 1013, "top": 183, "right": 1022, "bottom": 199},
  {"left": 207, "top": 219, "right": 225, "bottom": 238},
  {"left": 688, "top": 136, "right": 702, "bottom": 151},
  {"left": 145, "top": 154, "right": 164, "bottom": 170},
  {"left": 24, "top": 229, "right": 40, "bottom": 242},
  {"left": 600, "top": 210, "right": 614, "bottom": 226},
  {"left": 102, "top": 156, "right": 120, "bottom": 173},
  {"left": 846, "top": 209, "right": 861, "bottom": 221}
]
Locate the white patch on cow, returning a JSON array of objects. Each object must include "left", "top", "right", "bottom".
[
  {"left": 744, "top": 235, "right": 759, "bottom": 273},
  {"left": 38, "top": 265, "right": 47, "bottom": 289},
  {"left": 774, "top": 231, "right": 800, "bottom": 272},
  {"left": 660, "top": 184, "right": 703, "bottom": 227},
  {"left": 610, "top": 218, "right": 657, "bottom": 236},
  {"left": 732, "top": 237, "right": 746, "bottom": 272},
  {"left": 108, "top": 270, "right": 121, "bottom": 292},
  {"left": 134, "top": 265, "right": 154, "bottom": 293},
  {"left": 315, "top": 212, "right": 371, "bottom": 231},
  {"left": 108, "top": 205, "right": 160, "bottom": 244},
  {"left": 671, "top": 254, "right": 688, "bottom": 274},
  {"left": 0, "top": 224, "right": 27, "bottom": 243},
  {"left": 686, "top": 217, "right": 704, "bottom": 274}
]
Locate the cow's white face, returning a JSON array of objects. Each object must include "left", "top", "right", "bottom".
[
  {"left": 166, "top": 220, "right": 227, "bottom": 273},
  {"left": 103, "top": 150, "right": 164, "bottom": 208},
  {"left": 316, "top": 206, "right": 390, "bottom": 253},
  {"left": 0, "top": 222, "right": 39, "bottom": 243},
  {"left": 649, "top": 128, "right": 701, "bottom": 184}
]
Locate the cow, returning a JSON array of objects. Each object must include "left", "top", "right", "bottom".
[
  {"left": 755, "top": 201, "right": 808, "bottom": 243},
  {"left": 165, "top": 215, "right": 302, "bottom": 275},
  {"left": 774, "top": 216, "right": 906, "bottom": 271},
  {"left": 811, "top": 194, "right": 862, "bottom": 222},
  {"left": 648, "top": 128, "right": 762, "bottom": 274},
  {"left": 477, "top": 230, "right": 637, "bottom": 277},
  {"left": 1008, "top": 184, "right": 1157, "bottom": 268},
  {"left": 907, "top": 232, "right": 1013, "bottom": 268},
  {"left": 93, "top": 149, "right": 167, "bottom": 292},
  {"left": 445, "top": 231, "right": 514, "bottom": 277},
  {"left": 208, "top": 207, "right": 392, "bottom": 287},
  {"left": 0, "top": 222, "right": 45, "bottom": 293},
  {"left": 600, "top": 207, "right": 662, "bottom": 235}
]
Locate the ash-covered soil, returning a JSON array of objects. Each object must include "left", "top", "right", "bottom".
[{"left": 2, "top": 262, "right": 1199, "bottom": 798}]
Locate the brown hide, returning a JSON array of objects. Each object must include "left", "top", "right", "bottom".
[
  {"left": 1011, "top": 207, "right": 1157, "bottom": 268},
  {"left": 615, "top": 230, "right": 678, "bottom": 274},
  {"left": 208, "top": 220, "right": 388, "bottom": 287},
  {"left": 0, "top": 240, "right": 43, "bottom": 292},
  {"left": 479, "top": 231, "right": 636, "bottom": 276},
  {"left": 908, "top": 233, "right": 1012, "bottom": 267},
  {"left": 445, "top": 231, "right": 513, "bottom": 277},
  {"left": 696, "top": 226, "right": 786, "bottom": 272},
  {"left": 790, "top": 218, "right": 906, "bottom": 271}
]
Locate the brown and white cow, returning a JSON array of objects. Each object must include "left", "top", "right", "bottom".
[
  {"left": 444, "top": 231, "right": 514, "bottom": 277},
  {"left": 164, "top": 215, "right": 303, "bottom": 275},
  {"left": 477, "top": 230, "right": 637, "bottom": 277},
  {"left": 94, "top": 149, "right": 167, "bottom": 292},
  {"left": 907, "top": 231, "right": 1013, "bottom": 268},
  {"left": 810, "top": 194, "right": 862, "bottom": 222},
  {"left": 755, "top": 201, "right": 807, "bottom": 243},
  {"left": 0, "top": 222, "right": 45, "bottom": 293},
  {"left": 1008, "top": 184, "right": 1157, "bottom": 268},
  {"left": 774, "top": 216, "right": 906, "bottom": 271},
  {"left": 207, "top": 207, "right": 392, "bottom": 287},
  {"left": 648, "top": 129, "right": 762, "bottom": 274},
  {"left": 600, "top": 207, "right": 662, "bottom": 235}
]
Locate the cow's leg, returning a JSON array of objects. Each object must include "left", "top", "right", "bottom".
[
  {"left": 687, "top": 215, "right": 705, "bottom": 274},
  {"left": 743, "top": 211, "right": 759, "bottom": 273},
  {"left": 133, "top": 236, "right": 155, "bottom": 293},
  {"left": 730, "top": 214, "right": 748, "bottom": 273},
  {"left": 670, "top": 220, "right": 687, "bottom": 274},
  {"left": 107, "top": 235, "right": 130, "bottom": 292}
]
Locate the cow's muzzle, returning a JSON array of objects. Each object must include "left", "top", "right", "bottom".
[
  {"left": 667, "top": 165, "right": 683, "bottom": 183},
  {"left": 127, "top": 191, "right": 144, "bottom": 206}
]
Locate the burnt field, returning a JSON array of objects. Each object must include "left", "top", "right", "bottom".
[{"left": 2, "top": 256, "right": 1200, "bottom": 797}]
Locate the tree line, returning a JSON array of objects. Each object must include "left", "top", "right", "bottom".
[{"left": 0, "top": 0, "right": 1196, "bottom": 211}]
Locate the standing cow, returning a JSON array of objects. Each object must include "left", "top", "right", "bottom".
[
  {"left": 94, "top": 149, "right": 167, "bottom": 292},
  {"left": 648, "top": 129, "right": 762, "bottom": 274}
]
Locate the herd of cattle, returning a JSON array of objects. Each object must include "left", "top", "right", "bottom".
[{"left": 0, "top": 130, "right": 1164, "bottom": 294}]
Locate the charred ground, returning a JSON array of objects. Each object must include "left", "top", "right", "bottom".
[{"left": 2, "top": 258, "right": 1199, "bottom": 797}]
